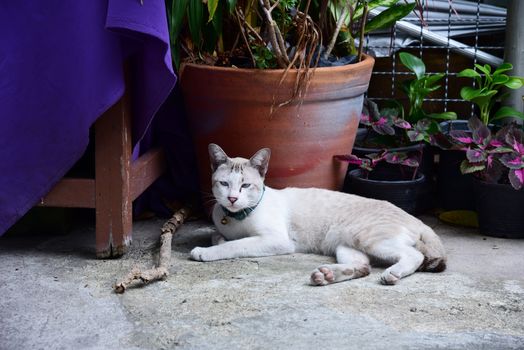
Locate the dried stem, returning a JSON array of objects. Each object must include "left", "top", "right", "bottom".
[
  {"left": 271, "top": 3, "right": 320, "bottom": 114},
  {"left": 259, "top": 0, "right": 289, "bottom": 68},
  {"left": 235, "top": 8, "right": 257, "bottom": 68},
  {"left": 114, "top": 207, "right": 191, "bottom": 294},
  {"left": 323, "top": 1, "right": 352, "bottom": 59},
  {"left": 237, "top": 8, "right": 264, "bottom": 43},
  {"left": 357, "top": 2, "right": 369, "bottom": 62}
]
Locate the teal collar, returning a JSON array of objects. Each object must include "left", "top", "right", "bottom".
[{"left": 220, "top": 187, "right": 265, "bottom": 224}]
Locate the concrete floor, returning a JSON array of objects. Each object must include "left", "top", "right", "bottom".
[{"left": 1, "top": 214, "right": 524, "bottom": 350}]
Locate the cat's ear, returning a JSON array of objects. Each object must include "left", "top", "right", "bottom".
[
  {"left": 208, "top": 143, "right": 229, "bottom": 171},
  {"left": 249, "top": 148, "right": 271, "bottom": 178}
]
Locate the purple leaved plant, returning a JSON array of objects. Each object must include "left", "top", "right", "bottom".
[
  {"left": 360, "top": 98, "right": 411, "bottom": 137},
  {"left": 334, "top": 150, "right": 421, "bottom": 181},
  {"left": 498, "top": 127, "right": 524, "bottom": 190},
  {"left": 450, "top": 116, "right": 524, "bottom": 190}
]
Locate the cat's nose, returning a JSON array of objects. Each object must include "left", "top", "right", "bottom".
[{"left": 228, "top": 196, "right": 238, "bottom": 204}]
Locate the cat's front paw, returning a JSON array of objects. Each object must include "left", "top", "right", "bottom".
[{"left": 190, "top": 247, "right": 214, "bottom": 262}]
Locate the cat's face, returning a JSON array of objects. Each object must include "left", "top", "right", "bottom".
[{"left": 209, "top": 144, "right": 270, "bottom": 212}]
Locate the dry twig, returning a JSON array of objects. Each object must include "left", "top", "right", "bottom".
[
  {"left": 357, "top": 2, "right": 369, "bottom": 62},
  {"left": 259, "top": 0, "right": 290, "bottom": 68},
  {"left": 114, "top": 207, "right": 191, "bottom": 294}
]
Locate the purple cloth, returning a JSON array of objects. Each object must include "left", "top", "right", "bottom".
[{"left": 0, "top": 1, "right": 176, "bottom": 235}]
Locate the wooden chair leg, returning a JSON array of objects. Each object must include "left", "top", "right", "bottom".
[
  {"left": 94, "top": 98, "right": 132, "bottom": 258},
  {"left": 39, "top": 93, "right": 166, "bottom": 258}
]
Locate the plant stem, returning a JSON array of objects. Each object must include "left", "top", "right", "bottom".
[
  {"left": 357, "top": 2, "right": 369, "bottom": 62},
  {"left": 323, "top": 1, "right": 351, "bottom": 60},
  {"left": 235, "top": 8, "right": 257, "bottom": 68},
  {"left": 260, "top": 0, "right": 289, "bottom": 68}
]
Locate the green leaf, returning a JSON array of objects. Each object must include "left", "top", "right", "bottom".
[
  {"left": 458, "top": 68, "right": 481, "bottom": 79},
  {"left": 475, "top": 64, "right": 492, "bottom": 77},
  {"left": 460, "top": 86, "right": 481, "bottom": 101},
  {"left": 354, "top": 0, "right": 399, "bottom": 21},
  {"left": 421, "top": 84, "right": 441, "bottom": 94},
  {"left": 207, "top": 0, "right": 219, "bottom": 23},
  {"left": 172, "top": 41, "right": 181, "bottom": 71},
  {"left": 491, "top": 106, "right": 524, "bottom": 122},
  {"left": 460, "top": 160, "right": 485, "bottom": 174},
  {"left": 460, "top": 87, "right": 497, "bottom": 107},
  {"left": 488, "top": 147, "right": 514, "bottom": 154},
  {"left": 470, "top": 91, "right": 498, "bottom": 109},
  {"left": 202, "top": 20, "right": 218, "bottom": 53},
  {"left": 399, "top": 52, "right": 425, "bottom": 79},
  {"left": 226, "top": 0, "right": 237, "bottom": 13},
  {"left": 428, "top": 111, "right": 457, "bottom": 120},
  {"left": 491, "top": 74, "right": 509, "bottom": 86},
  {"left": 188, "top": 0, "right": 204, "bottom": 48},
  {"left": 505, "top": 77, "right": 524, "bottom": 89},
  {"left": 170, "top": 0, "right": 189, "bottom": 39},
  {"left": 424, "top": 73, "right": 444, "bottom": 87},
  {"left": 364, "top": 3, "right": 416, "bottom": 34},
  {"left": 211, "top": 1, "right": 223, "bottom": 35},
  {"left": 493, "top": 62, "right": 513, "bottom": 75}
]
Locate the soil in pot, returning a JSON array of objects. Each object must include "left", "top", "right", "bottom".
[
  {"left": 344, "top": 168, "right": 430, "bottom": 215},
  {"left": 472, "top": 178, "right": 524, "bottom": 239}
]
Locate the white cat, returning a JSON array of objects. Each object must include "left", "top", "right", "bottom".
[{"left": 190, "top": 144, "right": 446, "bottom": 285}]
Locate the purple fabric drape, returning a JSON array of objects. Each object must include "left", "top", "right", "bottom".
[{"left": 0, "top": 1, "right": 176, "bottom": 235}]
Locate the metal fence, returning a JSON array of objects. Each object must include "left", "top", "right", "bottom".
[{"left": 364, "top": 0, "right": 507, "bottom": 118}]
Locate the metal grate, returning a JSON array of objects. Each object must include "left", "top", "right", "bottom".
[{"left": 364, "top": 0, "right": 506, "bottom": 119}]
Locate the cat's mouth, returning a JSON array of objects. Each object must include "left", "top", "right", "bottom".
[{"left": 225, "top": 204, "right": 242, "bottom": 212}]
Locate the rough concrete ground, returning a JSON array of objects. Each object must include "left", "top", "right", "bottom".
[{"left": 1, "top": 214, "right": 523, "bottom": 350}]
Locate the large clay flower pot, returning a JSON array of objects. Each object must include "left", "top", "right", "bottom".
[{"left": 180, "top": 55, "right": 375, "bottom": 197}]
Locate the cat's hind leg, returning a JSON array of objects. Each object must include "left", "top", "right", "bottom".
[
  {"left": 362, "top": 228, "right": 424, "bottom": 285},
  {"left": 310, "top": 246, "right": 371, "bottom": 286}
]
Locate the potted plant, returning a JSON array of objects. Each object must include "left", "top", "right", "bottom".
[
  {"left": 165, "top": 0, "right": 416, "bottom": 198},
  {"left": 340, "top": 52, "right": 456, "bottom": 213},
  {"left": 449, "top": 117, "right": 524, "bottom": 238},
  {"left": 436, "top": 61, "right": 524, "bottom": 211},
  {"left": 335, "top": 149, "right": 427, "bottom": 215},
  {"left": 353, "top": 52, "right": 456, "bottom": 168}
]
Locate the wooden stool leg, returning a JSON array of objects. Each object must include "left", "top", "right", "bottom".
[{"left": 94, "top": 98, "right": 132, "bottom": 258}]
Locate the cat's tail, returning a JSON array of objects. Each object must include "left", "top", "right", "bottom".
[{"left": 415, "top": 227, "right": 447, "bottom": 272}]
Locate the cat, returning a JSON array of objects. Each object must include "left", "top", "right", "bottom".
[{"left": 190, "top": 143, "right": 446, "bottom": 285}]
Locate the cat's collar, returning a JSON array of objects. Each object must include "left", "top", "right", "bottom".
[{"left": 220, "top": 186, "right": 265, "bottom": 225}]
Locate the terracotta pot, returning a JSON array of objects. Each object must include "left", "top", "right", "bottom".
[{"left": 180, "top": 55, "right": 375, "bottom": 196}]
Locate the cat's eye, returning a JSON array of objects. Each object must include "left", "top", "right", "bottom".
[
  {"left": 219, "top": 181, "right": 229, "bottom": 187},
  {"left": 241, "top": 183, "right": 251, "bottom": 189}
]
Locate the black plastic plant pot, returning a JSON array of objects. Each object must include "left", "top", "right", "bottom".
[
  {"left": 436, "top": 120, "right": 477, "bottom": 211},
  {"left": 352, "top": 132, "right": 434, "bottom": 177},
  {"left": 473, "top": 178, "right": 524, "bottom": 239},
  {"left": 345, "top": 168, "right": 429, "bottom": 215},
  {"left": 437, "top": 149, "right": 474, "bottom": 210}
]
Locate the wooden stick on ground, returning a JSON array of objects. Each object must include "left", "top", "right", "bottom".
[{"left": 114, "top": 207, "right": 191, "bottom": 293}]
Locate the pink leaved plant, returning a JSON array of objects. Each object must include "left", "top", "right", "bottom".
[
  {"left": 360, "top": 99, "right": 411, "bottom": 137},
  {"left": 450, "top": 116, "right": 524, "bottom": 190},
  {"left": 334, "top": 150, "right": 420, "bottom": 181}
]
